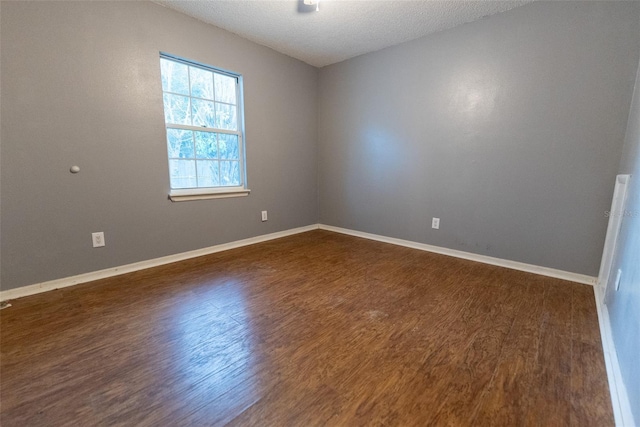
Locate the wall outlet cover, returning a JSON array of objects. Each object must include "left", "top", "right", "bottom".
[{"left": 92, "top": 232, "right": 105, "bottom": 248}]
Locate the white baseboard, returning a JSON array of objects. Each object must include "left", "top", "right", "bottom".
[
  {"left": 2, "top": 222, "right": 622, "bottom": 423},
  {"left": 317, "top": 225, "right": 631, "bottom": 424},
  {"left": 0, "top": 224, "right": 320, "bottom": 301},
  {"left": 594, "top": 288, "right": 636, "bottom": 427},
  {"left": 318, "top": 224, "right": 596, "bottom": 285},
  {"left": 1, "top": 223, "right": 597, "bottom": 302}
]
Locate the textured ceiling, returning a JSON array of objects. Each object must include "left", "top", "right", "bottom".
[{"left": 153, "top": 1, "right": 534, "bottom": 67}]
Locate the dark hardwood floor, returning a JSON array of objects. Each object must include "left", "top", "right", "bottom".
[{"left": 0, "top": 230, "right": 613, "bottom": 426}]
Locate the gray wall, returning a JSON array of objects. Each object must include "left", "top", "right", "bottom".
[
  {"left": 318, "top": 1, "right": 640, "bottom": 276},
  {"left": 0, "top": 1, "right": 319, "bottom": 291},
  {"left": 3, "top": 1, "right": 640, "bottom": 293},
  {"left": 608, "top": 55, "right": 640, "bottom": 421}
]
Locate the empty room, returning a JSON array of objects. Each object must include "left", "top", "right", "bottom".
[{"left": 1, "top": 0, "right": 639, "bottom": 425}]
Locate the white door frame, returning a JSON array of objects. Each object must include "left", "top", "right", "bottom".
[{"left": 598, "top": 174, "right": 631, "bottom": 302}]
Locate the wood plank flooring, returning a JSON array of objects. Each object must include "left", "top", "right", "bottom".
[{"left": 0, "top": 230, "right": 613, "bottom": 426}]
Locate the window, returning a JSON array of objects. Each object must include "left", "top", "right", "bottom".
[{"left": 160, "top": 54, "right": 249, "bottom": 201}]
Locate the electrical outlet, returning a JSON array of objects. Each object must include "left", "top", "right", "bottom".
[
  {"left": 615, "top": 269, "right": 622, "bottom": 291},
  {"left": 261, "top": 211, "right": 268, "bottom": 222},
  {"left": 431, "top": 218, "right": 440, "bottom": 229},
  {"left": 92, "top": 232, "right": 105, "bottom": 248}
]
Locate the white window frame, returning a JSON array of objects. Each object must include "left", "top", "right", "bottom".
[{"left": 160, "top": 53, "right": 250, "bottom": 201}]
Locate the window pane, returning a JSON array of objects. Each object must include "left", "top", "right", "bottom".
[
  {"left": 161, "top": 59, "right": 189, "bottom": 95},
  {"left": 192, "top": 98, "right": 216, "bottom": 128},
  {"left": 190, "top": 67, "right": 214, "bottom": 100},
  {"left": 220, "top": 160, "right": 240, "bottom": 186},
  {"left": 215, "top": 103, "right": 237, "bottom": 130},
  {"left": 166, "top": 129, "right": 194, "bottom": 158},
  {"left": 163, "top": 94, "right": 191, "bottom": 125},
  {"left": 214, "top": 74, "right": 236, "bottom": 104},
  {"left": 195, "top": 131, "right": 217, "bottom": 159},
  {"left": 161, "top": 56, "right": 244, "bottom": 191},
  {"left": 197, "top": 160, "right": 220, "bottom": 187},
  {"left": 169, "top": 159, "right": 197, "bottom": 189},
  {"left": 218, "top": 134, "right": 239, "bottom": 160}
]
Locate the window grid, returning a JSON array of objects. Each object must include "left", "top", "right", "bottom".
[
  {"left": 161, "top": 54, "right": 244, "bottom": 191},
  {"left": 166, "top": 129, "right": 241, "bottom": 188}
]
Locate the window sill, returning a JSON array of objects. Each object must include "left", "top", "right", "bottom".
[{"left": 169, "top": 188, "right": 251, "bottom": 202}]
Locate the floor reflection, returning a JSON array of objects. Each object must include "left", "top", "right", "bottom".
[{"left": 168, "top": 280, "right": 259, "bottom": 420}]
